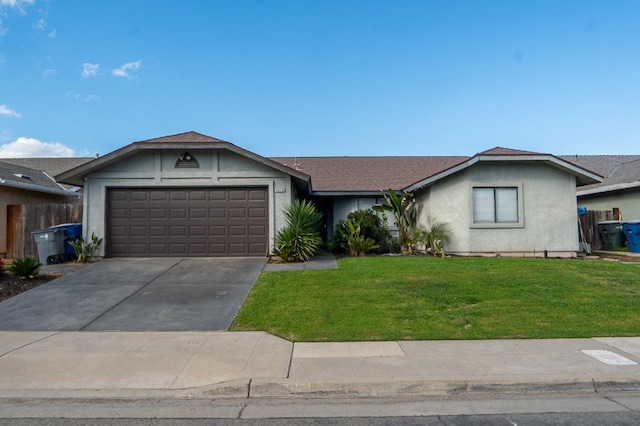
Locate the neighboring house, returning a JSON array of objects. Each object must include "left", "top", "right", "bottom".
[
  {"left": 0, "top": 159, "right": 88, "bottom": 258},
  {"left": 560, "top": 155, "right": 640, "bottom": 221},
  {"left": 56, "top": 131, "right": 602, "bottom": 259}
]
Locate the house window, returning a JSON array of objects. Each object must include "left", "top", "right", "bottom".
[{"left": 472, "top": 187, "right": 519, "bottom": 224}]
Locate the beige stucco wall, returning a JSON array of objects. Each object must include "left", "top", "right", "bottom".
[
  {"left": 82, "top": 149, "right": 295, "bottom": 257},
  {"left": 0, "top": 186, "right": 78, "bottom": 257},
  {"left": 578, "top": 189, "right": 640, "bottom": 221},
  {"left": 415, "top": 162, "right": 579, "bottom": 257}
]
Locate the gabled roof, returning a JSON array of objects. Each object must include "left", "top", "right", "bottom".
[
  {"left": 269, "top": 156, "right": 469, "bottom": 193},
  {"left": 562, "top": 155, "right": 640, "bottom": 196},
  {"left": 56, "top": 131, "right": 312, "bottom": 188},
  {"left": 404, "top": 147, "right": 602, "bottom": 192},
  {"left": 0, "top": 160, "right": 80, "bottom": 197}
]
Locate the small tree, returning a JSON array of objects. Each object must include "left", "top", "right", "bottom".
[
  {"left": 274, "top": 199, "right": 323, "bottom": 262},
  {"left": 373, "top": 190, "right": 416, "bottom": 255}
]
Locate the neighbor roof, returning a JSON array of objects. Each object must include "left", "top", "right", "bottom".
[
  {"left": 561, "top": 155, "right": 640, "bottom": 196},
  {"left": 0, "top": 157, "right": 94, "bottom": 179},
  {"left": 0, "top": 160, "right": 80, "bottom": 197}
]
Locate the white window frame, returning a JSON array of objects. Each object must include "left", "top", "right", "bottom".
[{"left": 470, "top": 184, "right": 524, "bottom": 228}]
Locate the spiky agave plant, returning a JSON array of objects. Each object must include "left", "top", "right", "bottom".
[
  {"left": 274, "top": 199, "right": 323, "bottom": 262},
  {"left": 8, "top": 257, "right": 42, "bottom": 279}
]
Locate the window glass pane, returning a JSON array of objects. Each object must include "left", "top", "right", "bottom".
[
  {"left": 472, "top": 188, "right": 495, "bottom": 222},
  {"left": 496, "top": 187, "right": 518, "bottom": 222}
]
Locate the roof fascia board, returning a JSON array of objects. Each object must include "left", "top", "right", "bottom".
[
  {"left": 0, "top": 179, "right": 81, "bottom": 197},
  {"left": 311, "top": 191, "right": 394, "bottom": 197},
  {"left": 404, "top": 155, "right": 602, "bottom": 192},
  {"left": 577, "top": 181, "right": 640, "bottom": 196}
]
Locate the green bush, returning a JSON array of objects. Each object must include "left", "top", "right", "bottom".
[
  {"left": 274, "top": 199, "right": 323, "bottom": 262},
  {"left": 8, "top": 257, "right": 42, "bottom": 279},
  {"left": 329, "top": 209, "right": 391, "bottom": 255}
]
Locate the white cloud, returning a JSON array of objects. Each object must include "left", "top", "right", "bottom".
[
  {"left": 47, "top": 28, "right": 55, "bottom": 38},
  {"left": 112, "top": 60, "right": 142, "bottom": 78},
  {"left": 0, "top": 137, "right": 75, "bottom": 158},
  {"left": 81, "top": 62, "right": 99, "bottom": 78},
  {"left": 0, "top": 0, "right": 35, "bottom": 12},
  {"left": 35, "top": 17, "right": 45, "bottom": 30},
  {"left": 0, "top": 104, "right": 21, "bottom": 118}
]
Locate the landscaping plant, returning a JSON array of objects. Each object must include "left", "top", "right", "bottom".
[
  {"left": 69, "top": 232, "right": 103, "bottom": 263},
  {"left": 274, "top": 199, "right": 323, "bottom": 262},
  {"left": 329, "top": 209, "right": 390, "bottom": 255},
  {"left": 372, "top": 190, "right": 416, "bottom": 254},
  {"left": 8, "top": 257, "right": 42, "bottom": 279},
  {"left": 413, "top": 216, "right": 454, "bottom": 256}
]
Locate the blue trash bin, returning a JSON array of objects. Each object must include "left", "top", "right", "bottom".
[
  {"left": 49, "top": 223, "right": 83, "bottom": 260},
  {"left": 622, "top": 221, "right": 640, "bottom": 253}
]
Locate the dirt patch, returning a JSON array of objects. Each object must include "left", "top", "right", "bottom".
[{"left": 0, "top": 273, "right": 60, "bottom": 302}]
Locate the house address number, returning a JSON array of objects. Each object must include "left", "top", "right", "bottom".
[{"left": 275, "top": 187, "right": 287, "bottom": 193}]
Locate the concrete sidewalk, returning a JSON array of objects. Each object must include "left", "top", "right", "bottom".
[{"left": 1, "top": 331, "right": 639, "bottom": 399}]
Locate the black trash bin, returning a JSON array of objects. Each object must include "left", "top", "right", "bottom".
[{"left": 597, "top": 221, "right": 625, "bottom": 251}]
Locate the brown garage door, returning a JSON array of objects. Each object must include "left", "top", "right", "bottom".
[{"left": 107, "top": 187, "right": 268, "bottom": 257}]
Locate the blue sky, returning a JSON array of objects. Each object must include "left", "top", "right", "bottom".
[{"left": 0, "top": 0, "right": 638, "bottom": 158}]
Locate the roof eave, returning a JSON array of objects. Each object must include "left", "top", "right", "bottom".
[
  {"left": 0, "top": 179, "right": 81, "bottom": 197},
  {"left": 577, "top": 181, "right": 640, "bottom": 196},
  {"left": 404, "top": 154, "right": 603, "bottom": 192}
]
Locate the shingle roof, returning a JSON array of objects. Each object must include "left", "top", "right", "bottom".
[
  {"left": 478, "top": 147, "right": 546, "bottom": 156},
  {"left": 562, "top": 155, "right": 640, "bottom": 193},
  {"left": 0, "top": 157, "right": 94, "bottom": 178},
  {"left": 136, "top": 131, "right": 228, "bottom": 144},
  {"left": 559, "top": 155, "right": 640, "bottom": 178},
  {"left": 0, "top": 160, "right": 72, "bottom": 194},
  {"left": 269, "top": 156, "right": 470, "bottom": 192}
]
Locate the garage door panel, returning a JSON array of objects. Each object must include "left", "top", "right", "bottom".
[{"left": 108, "top": 187, "right": 268, "bottom": 257}]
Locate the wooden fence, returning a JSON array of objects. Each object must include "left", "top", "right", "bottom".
[
  {"left": 7, "top": 203, "right": 82, "bottom": 260},
  {"left": 578, "top": 209, "right": 620, "bottom": 251}
]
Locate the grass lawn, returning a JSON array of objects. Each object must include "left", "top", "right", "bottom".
[{"left": 230, "top": 256, "right": 640, "bottom": 342}]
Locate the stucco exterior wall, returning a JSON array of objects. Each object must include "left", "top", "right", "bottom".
[
  {"left": 0, "top": 186, "right": 78, "bottom": 256},
  {"left": 82, "top": 149, "right": 294, "bottom": 256},
  {"left": 415, "top": 162, "right": 579, "bottom": 257},
  {"left": 578, "top": 189, "right": 640, "bottom": 221}
]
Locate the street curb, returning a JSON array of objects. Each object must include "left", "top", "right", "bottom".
[
  {"left": 246, "top": 378, "right": 638, "bottom": 398},
  {"left": 3, "top": 379, "right": 640, "bottom": 401}
]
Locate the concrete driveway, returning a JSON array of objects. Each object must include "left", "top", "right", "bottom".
[{"left": 0, "top": 257, "right": 266, "bottom": 331}]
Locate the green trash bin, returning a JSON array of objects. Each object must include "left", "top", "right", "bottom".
[{"left": 597, "top": 221, "right": 625, "bottom": 251}]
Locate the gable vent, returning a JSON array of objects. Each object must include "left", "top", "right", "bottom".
[
  {"left": 175, "top": 152, "right": 199, "bottom": 168},
  {"left": 14, "top": 173, "right": 32, "bottom": 180}
]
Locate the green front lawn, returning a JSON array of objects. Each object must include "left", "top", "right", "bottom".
[{"left": 230, "top": 257, "right": 640, "bottom": 341}]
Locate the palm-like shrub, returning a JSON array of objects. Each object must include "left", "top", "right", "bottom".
[
  {"left": 8, "top": 257, "right": 42, "bottom": 279},
  {"left": 372, "top": 190, "right": 416, "bottom": 254},
  {"left": 274, "top": 199, "right": 323, "bottom": 262},
  {"left": 413, "top": 217, "right": 454, "bottom": 256}
]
